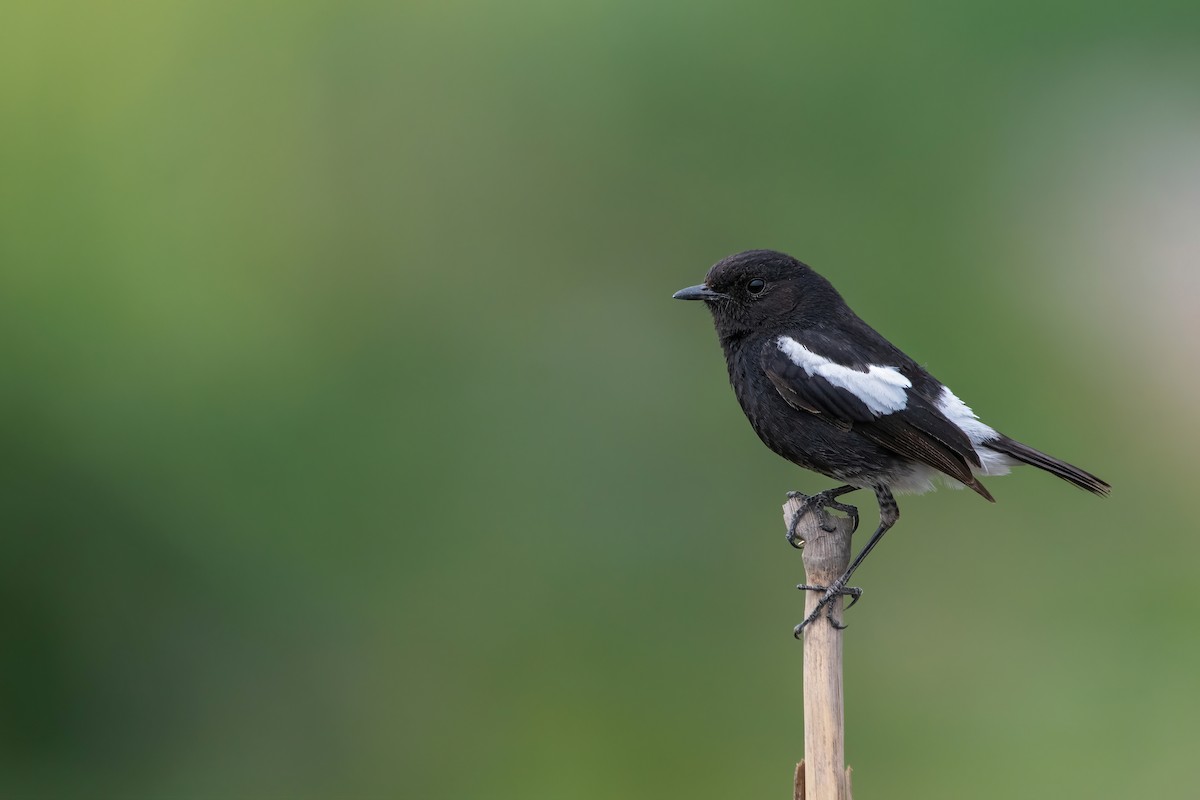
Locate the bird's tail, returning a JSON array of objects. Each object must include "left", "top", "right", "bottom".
[{"left": 988, "top": 436, "right": 1111, "bottom": 496}]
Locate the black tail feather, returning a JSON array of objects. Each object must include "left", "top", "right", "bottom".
[{"left": 988, "top": 436, "right": 1111, "bottom": 496}]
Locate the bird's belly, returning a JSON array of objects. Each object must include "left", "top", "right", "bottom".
[{"left": 730, "top": 356, "right": 917, "bottom": 488}]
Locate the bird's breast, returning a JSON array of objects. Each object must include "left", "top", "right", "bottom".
[
  {"left": 724, "top": 340, "right": 809, "bottom": 455},
  {"left": 720, "top": 336, "right": 910, "bottom": 485}
]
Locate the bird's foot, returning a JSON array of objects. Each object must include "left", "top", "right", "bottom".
[
  {"left": 793, "top": 580, "right": 863, "bottom": 636},
  {"left": 785, "top": 490, "right": 860, "bottom": 548}
]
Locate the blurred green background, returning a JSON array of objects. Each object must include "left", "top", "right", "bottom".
[{"left": 3, "top": 1, "right": 1199, "bottom": 798}]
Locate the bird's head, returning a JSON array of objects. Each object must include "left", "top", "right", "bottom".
[{"left": 673, "top": 250, "right": 841, "bottom": 339}]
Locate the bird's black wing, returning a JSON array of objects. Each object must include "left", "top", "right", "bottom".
[{"left": 761, "top": 332, "right": 994, "bottom": 500}]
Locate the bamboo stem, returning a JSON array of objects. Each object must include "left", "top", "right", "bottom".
[{"left": 784, "top": 494, "right": 856, "bottom": 800}]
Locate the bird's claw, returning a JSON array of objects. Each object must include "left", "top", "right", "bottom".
[
  {"left": 793, "top": 581, "right": 863, "bottom": 636},
  {"left": 785, "top": 490, "right": 860, "bottom": 547}
]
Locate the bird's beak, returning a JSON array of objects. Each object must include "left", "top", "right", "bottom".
[{"left": 672, "top": 284, "right": 727, "bottom": 301}]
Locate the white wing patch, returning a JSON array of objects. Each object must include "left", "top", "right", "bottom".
[
  {"left": 935, "top": 385, "right": 1014, "bottom": 476},
  {"left": 776, "top": 336, "right": 911, "bottom": 416}
]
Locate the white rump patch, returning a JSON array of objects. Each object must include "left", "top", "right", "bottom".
[
  {"left": 935, "top": 385, "right": 1015, "bottom": 477},
  {"left": 777, "top": 336, "right": 911, "bottom": 416}
]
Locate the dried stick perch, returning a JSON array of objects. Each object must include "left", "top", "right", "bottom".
[{"left": 785, "top": 493, "right": 856, "bottom": 800}]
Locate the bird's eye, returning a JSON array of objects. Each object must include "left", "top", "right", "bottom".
[{"left": 747, "top": 278, "right": 766, "bottom": 295}]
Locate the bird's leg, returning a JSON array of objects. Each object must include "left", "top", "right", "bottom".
[
  {"left": 785, "top": 485, "right": 860, "bottom": 548},
  {"left": 794, "top": 486, "right": 899, "bottom": 635}
]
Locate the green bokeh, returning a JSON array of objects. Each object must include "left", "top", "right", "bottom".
[{"left": 3, "top": 2, "right": 1198, "bottom": 798}]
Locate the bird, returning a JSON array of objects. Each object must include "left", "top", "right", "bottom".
[{"left": 673, "top": 249, "right": 1110, "bottom": 634}]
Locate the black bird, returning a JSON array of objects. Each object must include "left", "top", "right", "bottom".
[{"left": 674, "top": 249, "right": 1110, "bottom": 634}]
